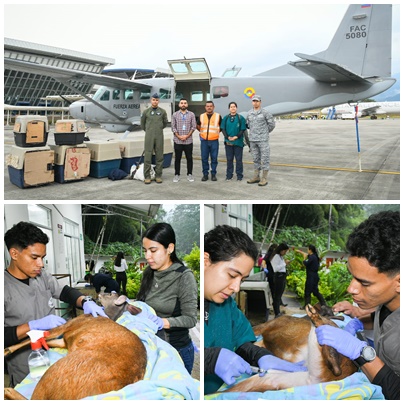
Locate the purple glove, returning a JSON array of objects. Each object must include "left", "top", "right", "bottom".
[
  {"left": 315, "top": 325, "right": 367, "bottom": 360},
  {"left": 258, "top": 355, "right": 307, "bottom": 375},
  {"left": 215, "top": 348, "right": 252, "bottom": 385},
  {"left": 343, "top": 318, "right": 364, "bottom": 336},
  {"left": 263, "top": 268, "right": 268, "bottom": 274},
  {"left": 144, "top": 311, "right": 164, "bottom": 330},
  {"left": 83, "top": 300, "right": 108, "bottom": 318},
  {"left": 28, "top": 314, "right": 66, "bottom": 330}
]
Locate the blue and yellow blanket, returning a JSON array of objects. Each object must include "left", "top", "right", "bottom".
[
  {"left": 205, "top": 314, "right": 384, "bottom": 400},
  {"left": 16, "top": 302, "right": 200, "bottom": 400}
]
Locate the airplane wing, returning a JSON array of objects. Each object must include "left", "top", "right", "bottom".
[
  {"left": 289, "top": 53, "right": 371, "bottom": 84},
  {"left": 359, "top": 105, "right": 382, "bottom": 116},
  {"left": 4, "top": 58, "right": 152, "bottom": 91}
]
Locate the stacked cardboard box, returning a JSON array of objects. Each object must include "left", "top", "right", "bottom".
[
  {"left": 7, "top": 145, "right": 55, "bottom": 188},
  {"left": 50, "top": 144, "right": 91, "bottom": 183}
]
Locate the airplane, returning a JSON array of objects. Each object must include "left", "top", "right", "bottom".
[
  {"left": 4, "top": 5, "right": 395, "bottom": 135},
  {"left": 321, "top": 101, "right": 400, "bottom": 119}
]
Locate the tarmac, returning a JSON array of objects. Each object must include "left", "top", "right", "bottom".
[{"left": 4, "top": 118, "right": 400, "bottom": 201}]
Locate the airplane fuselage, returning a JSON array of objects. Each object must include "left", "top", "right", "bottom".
[{"left": 69, "top": 74, "right": 395, "bottom": 132}]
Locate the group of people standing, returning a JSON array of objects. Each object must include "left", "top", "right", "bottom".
[
  {"left": 141, "top": 93, "right": 275, "bottom": 186},
  {"left": 261, "top": 242, "right": 326, "bottom": 317}
]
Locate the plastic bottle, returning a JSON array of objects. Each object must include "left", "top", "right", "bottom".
[{"left": 27, "top": 330, "right": 50, "bottom": 381}]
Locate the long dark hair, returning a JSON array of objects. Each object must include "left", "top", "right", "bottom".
[
  {"left": 114, "top": 251, "right": 124, "bottom": 267},
  {"left": 308, "top": 244, "right": 320, "bottom": 262},
  {"left": 264, "top": 243, "right": 278, "bottom": 262},
  {"left": 204, "top": 225, "right": 258, "bottom": 264},
  {"left": 137, "top": 223, "right": 182, "bottom": 301},
  {"left": 270, "top": 243, "right": 289, "bottom": 261}
]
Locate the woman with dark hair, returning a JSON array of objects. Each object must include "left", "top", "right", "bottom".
[
  {"left": 270, "top": 243, "right": 290, "bottom": 318},
  {"left": 137, "top": 223, "right": 198, "bottom": 375},
  {"left": 261, "top": 243, "right": 278, "bottom": 304},
  {"left": 114, "top": 251, "right": 128, "bottom": 295},
  {"left": 204, "top": 225, "right": 305, "bottom": 395},
  {"left": 221, "top": 101, "right": 247, "bottom": 181},
  {"left": 296, "top": 244, "right": 326, "bottom": 309}
]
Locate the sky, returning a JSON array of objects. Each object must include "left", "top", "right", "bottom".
[{"left": 4, "top": 3, "right": 401, "bottom": 77}]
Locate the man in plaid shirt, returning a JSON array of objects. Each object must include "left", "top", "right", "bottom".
[{"left": 171, "top": 98, "right": 196, "bottom": 182}]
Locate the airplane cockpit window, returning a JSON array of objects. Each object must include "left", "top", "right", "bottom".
[
  {"left": 125, "top": 89, "right": 134, "bottom": 100},
  {"left": 113, "top": 89, "right": 120, "bottom": 100},
  {"left": 93, "top": 87, "right": 104, "bottom": 101},
  {"left": 159, "top": 89, "right": 171, "bottom": 100},
  {"left": 212, "top": 86, "right": 229, "bottom": 99},
  {"left": 140, "top": 90, "right": 151, "bottom": 99},
  {"left": 100, "top": 90, "right": 110, "bottom": 101}
]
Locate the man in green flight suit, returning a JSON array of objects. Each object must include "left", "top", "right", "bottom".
[{"left": 140, "top": 93, "right": 168, "bottom": 184}]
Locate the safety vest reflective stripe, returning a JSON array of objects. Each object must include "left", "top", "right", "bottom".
[{"left": 199, "top": 113, "right": 220, "bottom": 140}]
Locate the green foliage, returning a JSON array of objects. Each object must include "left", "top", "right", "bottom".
[
  {"left": 126, "top": 268, "right": 143, "bottom": 299},
  {"left": 183, "top": 244, "right": 200, "bottom": 298},
  {"left": 286, "top": 251, "right": 352, "bottom": 306},
  {"left": 253, "top": 204, "right": 369, "bottom": 250},
  {"left": 255, "top": 225, "right": 341, "bottom": 252},
  {"left": 84, "top": 236, "right": 142, "bottom": 259}
]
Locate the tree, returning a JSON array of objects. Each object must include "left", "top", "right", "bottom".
[
  {"left": 161, "top": 204, "right": 200, "bottom": 256},
  {"left": 253, "top": 204, "right": 372, "bottom": 250}
]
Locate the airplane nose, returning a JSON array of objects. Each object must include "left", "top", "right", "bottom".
[{"left": 69, "top": 101, "right": 86, "bottom": 119}]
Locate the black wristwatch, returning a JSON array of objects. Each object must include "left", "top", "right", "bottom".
[
  {"left": 81, "top": 296, "right": 95, "bottom": 308},
  {"left": 353, "top": 345, "right": 376, "bottom": 367}
]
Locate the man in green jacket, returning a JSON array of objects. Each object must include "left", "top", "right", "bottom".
[{"left": 140, "top": 93, "right": 168, "bottom": 184}]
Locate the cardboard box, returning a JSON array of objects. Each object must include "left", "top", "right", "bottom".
[
  {"left": 54, "top": 119, "right": 86, "bottom": 133},
  {"left": 13, "top": 116, "right": 49, "bottom": 147},
  {"left": 7, "top": 145, "right": 54, "bottom": 188},
  {"left": 13, "top": 115, "right": 49, "bottom": 133},
  {"left": 54, "top": 119, "right": 86, "bottom": 145},
  {"left": 50, "top": 145, "right": 90, "bottom": 183}
]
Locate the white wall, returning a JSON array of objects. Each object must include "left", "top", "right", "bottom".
[{"left": 4, "top": 204, "right": 85, "bottom": 286}]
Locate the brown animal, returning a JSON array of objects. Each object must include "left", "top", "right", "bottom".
[
  {"left": 4, "top": 294, "right": 147, "bottom": 400},
  {"left": 226, "top": 304, "right": 357, "bottom": 392}
]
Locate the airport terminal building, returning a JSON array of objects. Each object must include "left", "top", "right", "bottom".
[{"left": 4, "top": 37, "right": 114, "bottom": 106}]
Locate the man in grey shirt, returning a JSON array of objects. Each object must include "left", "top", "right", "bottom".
[{"left": 246, "top": 95, "right": 275, "bottom": 186}]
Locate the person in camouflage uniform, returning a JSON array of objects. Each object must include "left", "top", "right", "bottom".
[{"left": 245, "top": 95, "right": 275, "bottom": 186}]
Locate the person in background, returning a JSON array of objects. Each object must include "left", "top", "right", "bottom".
[
  {"left": 140, "top": 93, "right": 168, "bottom": 184},
  {"left": 270, "top": 243, "right": 290, "bottom": 318},
  {"left": 246, "top": 95, "right": 275, "bottom": 187},
  {"left": 221, "top": 101, "right": 247, "bottom": 181},
  {"left": 4, "top": 221, "right": 106, "bottom": 387},
  {"left": 171, "top": 98, "right": 196, "bottom": 183},
  {"left": 137, "top": 223, "right": 198, "bottom": 374},
  {"left": 84, "top": 272, "right": 119, "bottom": 294},
  {"left": 204, "top": 225, "right": 306, "bottom": 395},
  {"left": 114, "top": 251, "right": 128, "bottom": 295},
  {"left": 315, "top": 211, "right": 399, "bottom": 400},
  {"left": 261, "top": 243, "right": 277, "bottom": 306},
  {"left": 295, "top": 245, "right": 326, "bottom": 309},
  {"left": 197, "top": 101, "right": 222, "bottom": 181}
]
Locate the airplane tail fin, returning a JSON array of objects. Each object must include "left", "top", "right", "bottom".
[{"left": 318, "top": 4, "right": 392, "bottom": 78}]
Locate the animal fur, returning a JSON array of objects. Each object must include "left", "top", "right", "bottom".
[
  {"left": 226, "top": 304, "right": 357, "bottom": 392},
  {"left": 4, "top": 295, "right": 146, "bottom": 400}
]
